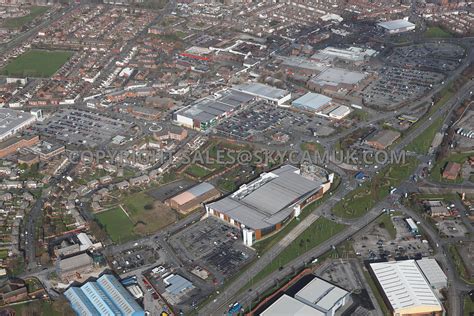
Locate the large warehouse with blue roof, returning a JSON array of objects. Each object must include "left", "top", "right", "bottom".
[{"left": 64, "top": 274, "right": 145, "bottom": 316}]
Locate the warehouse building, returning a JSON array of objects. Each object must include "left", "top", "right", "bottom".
[
  {"left": 260, "top": 294, "right": 321, "bottom": 316},
  {"left": 258, "top": 275, "right": 349, "bottom": 316},
  {"left": 65, "top": 274, "right": 145, "bottom": 316},
  {"left": 167, "top": 182, "right": 221, "bottom": 214},
  {"left": 311, "top": 46, "right": 377, "bottom": 63},
  {"left": 56, "top": 253, "right": 94, "bottom": 282},
  {"left": 308, "top": 67, "right": 367, "bottom": 95},
  {"left": 365, "top": 129, "right": 401, "bottom": 150},
  {"left": 206, "top": 165, "right": 329, "bottom": 246},
  {"left": 231, "top": 82, "right": 291, "bottom": 106},
  {"left": 0, "top": 109, "right": 37, "bottom": 142},
  {"left": 377, "top": 19, "right": 416, "bottom": 34},
  {"left": 173, "top": 89, "right": 254, "bottom": 131},
  {"left": 292, "top": 92, "right": 332, "bottom": 112},
  {"left": 442, "top": 161, "right": 461, "bottom": 180},
  {"left": 416, "top": 258, "right": 447, "bottom": 289},
  {"left": 163, "top": 274, "right": 194, "bottom": 296},
  {"left": 292, "top": 92, "right": 351, "bottom": 120},
  {"left": 294, "top": 277, "right": 349, "bottom": 315},
  {"left": 0, "top": 135, "right": 39, "bottom": 158},
  {"left": 369, "top": 260, "right": 443, "bottom": 316}
]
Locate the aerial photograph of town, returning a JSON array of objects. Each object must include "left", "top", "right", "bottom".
[{"left": 0, "top": 0, "right": 472, "bottom": 315}]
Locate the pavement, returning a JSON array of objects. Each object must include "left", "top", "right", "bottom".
[
  {"left": 199, "top": 51, "right": 474, "bottom": 315},
  {"left": 13, "top": 15, "right": 474, "bottom": 316}
]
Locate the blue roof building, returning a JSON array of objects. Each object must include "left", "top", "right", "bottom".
[
  {"left": 64, "top": 274, "right": 145, "bottom": 316},
  {"left": 163, "top": 274, "right": 194, "bottom": 295},
  {"left": 64, "top": 287, "right": 99, "bottom": 316}
]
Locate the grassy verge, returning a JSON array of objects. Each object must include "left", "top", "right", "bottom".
[
  {"left": 8, "top": 299, "right": 73, "bottom": 316},
  {"left": 405, "top": 116, "right": 444, "bottom": 154},
  {"left": 253, "top": 195, "right": 329, "bottom": 255},
  {"left": 448, "top": 245, "right": 474, "bottom": 284},
  {"left": 377, "top": 213, "right": 396, "bottom": 239},
  {"left": 247, "top": 217, "right": 346, "bottom": 288},
  {"left": 404, "top": 85, "right": 454, "bottom": 154},
  {"left": 464, "top": 296, "right": 474, "bottom": 316},
  {"left": 333, "top": 157, "right": 418, "bottom": 218},
  {"left": 424, "top": 26, "right": 452, "bottom": 38},
  {"left": 362, "top": 269, "right": 391, "bottom": 316}
]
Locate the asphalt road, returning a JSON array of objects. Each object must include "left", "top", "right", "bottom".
[
  {"left": 200, "top": 63, "right": 474, "bottom": 315},
  {"left": 0, "top": 5, "right": 77, "bottom": 56},
  {"left": 24, "top": 162, "right": 76, "bottom": 271},
  {"left": 400, "top": 204, "right": 471, "bottom": 316}
]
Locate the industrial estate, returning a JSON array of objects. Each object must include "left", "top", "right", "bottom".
[{"left": 0, "top": 0, "right": 473, "bottom": 315}]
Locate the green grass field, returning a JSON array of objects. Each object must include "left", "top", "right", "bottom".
[
  {"left": 0, "top": 249, "right": 8, "bottom": 260},
  {"left": 95, "top": 207, "right": 135, "bottom": 243},
  {"left": 185, "top": 164, "right": 211, "bottom": 178},
  {"left": 1, "top": 50, "right": 73, "bottom": 78},
  {"left": 333, "top": 157, "right": 418, "bottom": 218},
  {"left": 8, "top": 299, "right": 74, "bottom": 316},
  {"left": 96, "top": 191, "right": 178, "bottom": 243},
  {"left": 464, "top": 297, "right": 474, "bottom": 316},
  {"left": 3, "top": 6, "right": 49, "bottom": 29},
  {"left": 248, "top": 217, "right": 345, "bottom": 287},
  {"left": 424, "top": 26, "right": 452, "bottom": 38}
]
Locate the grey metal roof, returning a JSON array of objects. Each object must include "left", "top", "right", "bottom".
[
  {"left": 164, "top": 274, "right": 194, "bottom": 295},
  {"left": 218, "top": 90, "right": 255, "bottom": 106},
  {"left": 295, "top": 277, "right": 348, "bottom": 312},
  {"left": 58, "top": 253, "right": 93, "bottom": 271},
  {"left": 293, "top": 92, "right": 332, "bottom": 111},
  {"left": 416, "top": 258, "right": 447, "bottom": 288},
  {"left": 0, "top": 109, "right": 35, "bottom": 138},
  {"left": 261, "top": 294, "right": 324, "bottom": 316},
  {"left": 311, "top": 67, "right": 366, "bottom": 86},
  {"left": 187, "top": 182, "right": 215, "bottom": 197},
  {"left": 232, "top": 82, "right": 289, "bottom": 101},
  {"left": 207, "top": 165, "right": 323, "bottom": 230},
  {"left": 176, "top": 90, "right": 248, "bottom": 123}
]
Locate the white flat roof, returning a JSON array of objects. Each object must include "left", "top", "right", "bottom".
[
  {"left": 295, "top": 277, "right": 348, "bottom": 312},
  {"left": 261, "top": 294, "right": 324, "bottom": 316},
  {"left": 377, "top": 19, "right": 415, "bottom": 30},
  {"left": 370, "top": 261, "right": 442, "bottom": 313},
  {"left": 232, "top": 82, "right": 290, "bottom": 102},
  {"left": 311, "top": 67, "right": 366, "bottom": 86}
]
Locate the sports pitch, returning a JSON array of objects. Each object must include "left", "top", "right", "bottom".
[{"left": 1, "top": 50, "right": 73, "bottom": 78}]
